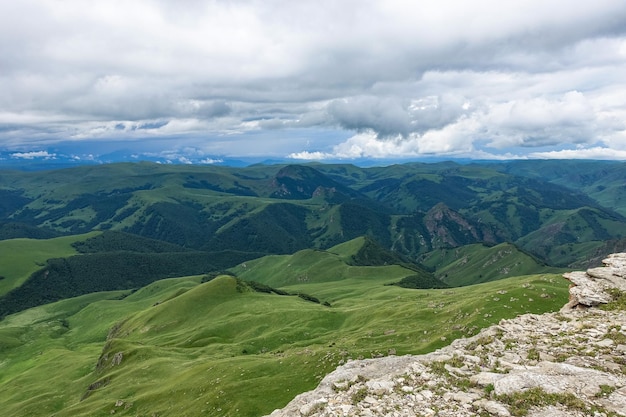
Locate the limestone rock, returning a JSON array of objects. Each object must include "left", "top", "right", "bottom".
[
  {"left": 365, "top": 379, "right": 394, "bottom": 395},
  {"left": 473, "top": 399, "right": 511, "bottom": 417},
  {"left": 602, "top": 387, "right": 626, "bottom": 416},
  {"left": 298, "top": 398, "right": 327, "bottom": 416},
  {"left": 493, "top": 362, "right": 620, "bottom": 396},
  {"left": 563, "top": 253, "right": 626, "bottom": 309}
]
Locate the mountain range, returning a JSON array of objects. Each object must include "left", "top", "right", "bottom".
[
  {"left": 2, "top": 160, "right": 626, "bottom": 264},
  {"left": 1, "top": 159, "right": 626, "bottom": 416}
]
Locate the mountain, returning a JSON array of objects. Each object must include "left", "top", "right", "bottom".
[
  {"left": 0, "top": 161, "right": 626, "bottom": 417},
  {"left": 420, "top": 242, "right": 562, "bottom": 286},
  {"left": 230, "top": 236, "right": 442, "bottom": 290},
  {"left": 270, "top": 164, "right": 364, "bottom": 202},
  {"left": 3, "top": 161, "right": 625, "bottom": 271},
  {"left": 488, "top": 159, "right": 626, "bottom": 216},
  {"left": 2, "top": 159, "right": 622, "bottom": 416}
]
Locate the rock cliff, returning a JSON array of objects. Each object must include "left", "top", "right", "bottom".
[{"left": 266, "top": 254, "right": 626, "bottom": 417}]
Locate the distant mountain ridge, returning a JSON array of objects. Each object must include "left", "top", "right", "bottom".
[{"left": 2, "top": 160, "right": 626, "bottom": 270}]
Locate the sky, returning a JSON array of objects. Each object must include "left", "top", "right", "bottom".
[{"left": 1, "top": 0, "right": 626, "bottom": 164}]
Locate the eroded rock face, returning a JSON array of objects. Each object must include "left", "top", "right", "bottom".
[
  {"left": 563, "top": 253, "right": 626, "bottom": 310},
  {"left": 562, "top": 270, "right": 612, "bottom": 308},
  {"left": 265, "top": 254, "right": 626, "bottom": 417}
]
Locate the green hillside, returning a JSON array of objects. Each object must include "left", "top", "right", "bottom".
[
  {"left": 230, "top": 237, "right": 441, "bottom": 290},
  {"left": 0, "top": 269, "right": 570, "bottom": 417},
  {"left": 420, "top": 243, "right": 564, "bottom": 286},
  {"left": 3, "top": 160, "right": 626, "bottom": 268},
  {"left": 0, "top": 160, "right": 622, "bottom": 416},
  {"left": 0, "top": 231, "right": 265, "bottom": 318},
  {"left": 0, "top": 232, "right": 99, "bottom": 296}
]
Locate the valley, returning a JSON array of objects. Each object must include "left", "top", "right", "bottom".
[
  {"left": 1, "top": 159, "right": 625, "bottom": 416},
  {"left": 0, "top": 250, "right": 568, "bottom": 416}
]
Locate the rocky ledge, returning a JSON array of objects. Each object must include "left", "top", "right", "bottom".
[{"left": 266, "top": 254, "right": 626, "bottom": 417}]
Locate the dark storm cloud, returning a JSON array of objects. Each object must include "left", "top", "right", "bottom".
[
  {"left": 328, "top": 97, "right": 413, "bottom": 138},
  {"left": 326, "top": 95, "right": 471, "bottom": 139}
]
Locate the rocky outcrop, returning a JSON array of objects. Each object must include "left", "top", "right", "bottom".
[
  {"left": 563, "top": 253, "right": 626, "bottom": 310},
  {"left": 266, "top": 254, "right": 626, "bottom": 417}
]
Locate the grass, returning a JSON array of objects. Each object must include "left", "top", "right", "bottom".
[
  {"left": 496, "top": 387, "right": 586, "bottom": 415},
  {"left": 526, "top": 347, "right": 540, "bottom": 361},
  {"left": 496, "top": 387, "right": 619, "bottom": 416},
  {"left": 0, "top": 217, "right": 573, "bottom": 417},
  {"left": 351, "top": 387, "right": 369, "bottom": 404},
  {"left": 600, "top": 289, "right": 626, "bottom": 311},
  {"left": 0, "top": 267, "right": 570, "bottom": 417},
  {"left": 0, "top": 232, "right": 99, "bottom": 296},
  {"left": 420, "top": 242, "right": 564, "bottom": 286}
]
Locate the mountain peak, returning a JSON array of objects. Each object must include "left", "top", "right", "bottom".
[
  {"left": 423, "top": 203, "right": 484, "bottom": 247},
  {"left": 270, "top": 164, "right": 361, "bottom": 201}
]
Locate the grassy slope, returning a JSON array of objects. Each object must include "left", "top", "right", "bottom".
[
  {"left": 0, "top": 275, "right": 203, "bottom": 417},
  {"left": 420, "top": 242, "right": 565, "bottom": 286},
  {"left": 0, "top": 271, "right": 570, "bottom": 417},
  {"left": 0, "top": 236, "right": 572, "bottom": 417},
  {"left": 0, "top": 232, "right": 99, "bottom": 296}
]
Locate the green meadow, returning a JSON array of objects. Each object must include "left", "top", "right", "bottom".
[
  {"left": 0, "top": 238, "right": 570, "bottom": 417},
  {"left": 0, "top": 232, "right": 99, "bottom": 296},
  {"left": 419, "top": 242, "right": 565, "bottom": 286}
]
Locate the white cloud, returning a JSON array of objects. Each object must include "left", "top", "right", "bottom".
[
  {"left": 289, "top": 151, "right": 332, "bottom": 160},
  {"left": 530, "top": 147, "right": 626, "bottom": 160},
  {"left": 289, "top": 121, "right": 479, "bottom": 160},
  {"left": 11, "top": 151, "right": 56, "bottom": 159},
  {"left": 481, "top": 91, "right": 597, "bottom": 148},
  {"left": 199, "top": 158, "right": 224, "bottom": 164},
  {"left": 1, "top": 0, "right": 626, "bottom": 159}
]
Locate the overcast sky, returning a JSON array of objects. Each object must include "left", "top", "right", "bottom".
[{"left": 2, "top": 0, "right": 626, "bottom": 162}]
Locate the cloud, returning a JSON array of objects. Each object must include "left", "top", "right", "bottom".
[
  {"left": 289, "top": 122, "right": 479, "bottom": 160},
  {"left": 327, "top": 97, "right": 412, "bottom": 137},
  {"left": 481, "top": 91, "right": 597, "bottom": 148},
  {"left": 325, "top": 94, "right": 472, "bottom": 139},
  {"left": 530, "top": 147, "right": 626, "bottom": 160},
  {"left": 1, "top": 0, "right": 626, "bottom": 159},
  {"left": 199, "top": 158, "right": 224, "bottom": 164},
  {"left": 11, "top": 151, "right": 56, "bottom": 159}
]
